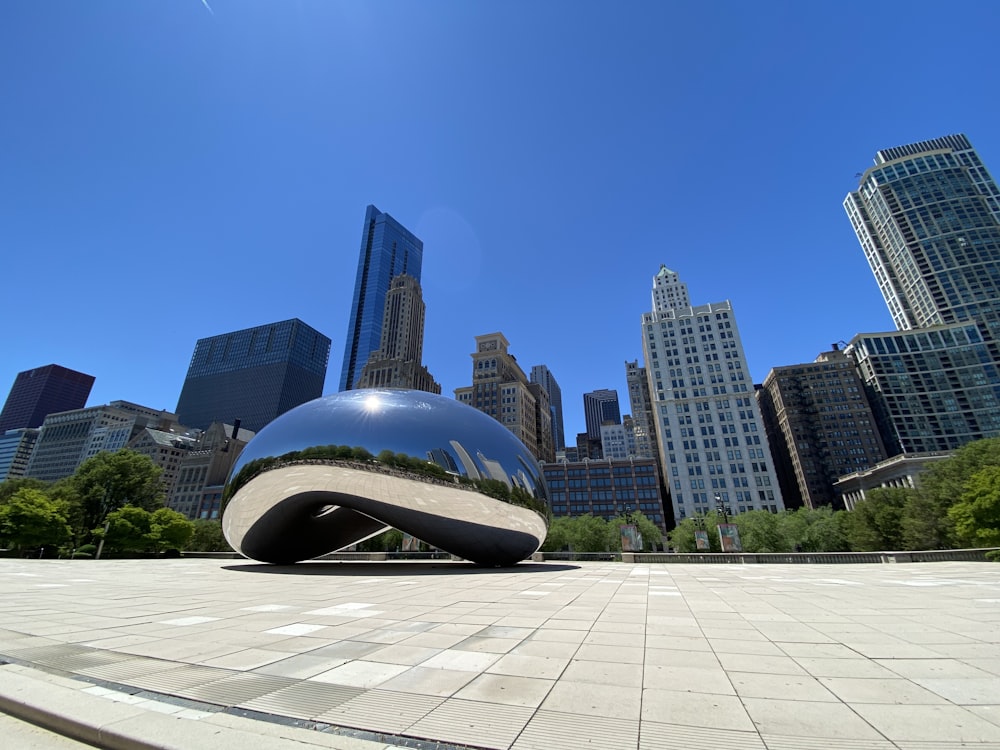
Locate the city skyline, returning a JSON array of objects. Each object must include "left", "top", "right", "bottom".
[{"left": 2, "top": 2, "right": 997, "bottom": 441}]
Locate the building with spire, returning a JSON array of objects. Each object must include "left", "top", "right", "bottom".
[
  {"left": 339, "top": 205, "right": 423, "bottom": 392},
  {"left": 641, "top": 265, "right": 783, "bottom": 522}
]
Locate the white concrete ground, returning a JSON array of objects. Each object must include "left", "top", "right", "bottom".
[{"left": 0, "top": 558, "right": 999, "bottom": 750}]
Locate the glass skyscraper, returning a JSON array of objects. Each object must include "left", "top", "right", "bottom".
[
  {"left": 845, "top": 134, "right": 1000, "bottom": 337},
  {"left": 843, "top": 134, "right": 1000, "bottom": 453},
  {"left": 530, "top": 365, "right": 565, "bottom": 451},
  {"left": 339, "top": 205, "right": 424, "bottom": 391},
  {"left": 176, "top": 318, "right": 331, "bottom": 433}
]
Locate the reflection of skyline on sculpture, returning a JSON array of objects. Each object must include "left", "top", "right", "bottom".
[
  {"left": 223, "top": 389, "right": 548, "bottom": 566},
  {"left": 228, "top": 391, "right": 545, "bottom": 499}
]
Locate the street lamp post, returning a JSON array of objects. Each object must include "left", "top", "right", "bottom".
[{"left": 714, "top": 493, "right": 729, "bottom": 523}]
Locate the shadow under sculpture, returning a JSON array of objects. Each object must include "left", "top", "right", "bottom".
[{"left": 222, "top": 389, "right": 550, "bottom": 567}]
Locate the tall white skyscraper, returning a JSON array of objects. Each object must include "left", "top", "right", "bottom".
[{"left": 641, "top": 266, "right": 783, "bottom": 522}]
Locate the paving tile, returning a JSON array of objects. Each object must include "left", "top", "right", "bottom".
[
  {"left": 539, "top": 680, "right": 642, "bottom": 719},
  {"left": 561, "top": 659, "right": 643, "bottom": 688},
  {"left": 407, "top": 699, "right": 533, "bottom": 749},
  {"left": 486, "top": 652, "right": 570, "bottom": 679},
  {"left": 819, "top": 676, "right": 948, "bottom": 704},
  {"left": 453, "top": 673, "right": 554, "bottom": 707},
  {"left": 316, "top": 689, "right": 441, "bottom": 732},
  {"left": 452, "top": 635, "right": 521, "bottom": 653},
  {"left": 252, "top": 653, "right": 349, "bottom": 679},
  {"left": 376, "top": 665, "right": 477, "bottom": 696},
  {"left": 852, "top": 703, "right": 1000, "bottom": 742},
  {"left": 310, "top": 660, "right": 410, "bottom": 688},
  {"left": 742, "top": 697, "right": 886, "bottom": 739},
  {"left": 716, "top": 652, "right": 807, "bottom": 675},
  {"left": 793, "top": 656, "right": 900, "bottom": 679},
  {"left": 641, "top": 688, "right": 755, "bottom": 731},
  {"left": 574, "top": 643, "right": 644, "bottom": 664},
  {"left": 515, "top": 710, "right": 639, "bottom": 750},
  {"left": 640, "top": 721, "right": 766, "bottom": 750},
  {"left": 643, "top": 664, "right": 735, "bottom": 694},
  {"left": 419, "top": 648, "right": 502, "bottom": 672},
  {"left": 730, "top": 672, "right": 838, "bottom": 702},
  {"left": 201, "top": 647, "right": 289, "bottom": 670},
  {"left": 875, "top": 657, "right": 995, "bottom": 679},
  {"left": 914, "top": 677, "right": 1000, "bottom": 704}
]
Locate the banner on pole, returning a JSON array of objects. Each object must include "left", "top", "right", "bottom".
[{"left": 717, "top": 523, "right": 742, "bottom": 552}]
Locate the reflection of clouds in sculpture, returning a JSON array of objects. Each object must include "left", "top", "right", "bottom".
[{"left": 223, "top": 390, "right": 548, "bottom": 567}]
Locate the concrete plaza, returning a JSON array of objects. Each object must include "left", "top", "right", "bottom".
[{"left": 1, "top": 558, "right": 999, "bottom": 750}]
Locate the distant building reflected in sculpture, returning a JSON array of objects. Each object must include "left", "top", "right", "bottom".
[{"left": 222, "top": 390, "right": 549, "bottom": 567}]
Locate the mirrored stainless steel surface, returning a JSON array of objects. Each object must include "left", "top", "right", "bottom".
[{"left": 222, "top": 389, "right": 549, "bottom": 566}]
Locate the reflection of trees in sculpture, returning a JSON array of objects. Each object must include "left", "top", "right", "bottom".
[{"left": 224, "top": 444, "right": 549, "bottom": 521}]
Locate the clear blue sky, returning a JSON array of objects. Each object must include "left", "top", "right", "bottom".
[{"left": 2, "top": 1, "right": 998, "bottom": 441}]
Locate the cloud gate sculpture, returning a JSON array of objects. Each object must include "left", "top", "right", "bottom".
[{"left": 222, "top": 389, "right": 549, "bottom": 566}]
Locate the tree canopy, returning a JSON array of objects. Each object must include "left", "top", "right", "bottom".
[
  {"left": 0, "top": 488, "right": 73, "bottom": 552},
  {"left": 70, "top": 449, "right": 165, "bottom": 531}
]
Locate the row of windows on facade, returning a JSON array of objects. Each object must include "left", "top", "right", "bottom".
[
  {"left": 552, "top": 505, "right": 663, "bottom": 523},
  {"left": 647, "top": 311, "right": 732, "bottom": 329},
  {"left": 543, "top": 465, "right": 656, "bottom": 478},
  {"left": 549, "top": 491, "right": 661, "bottom": 503},
  {"left": 545, "top": 476, "right": 659, "bottom": 489},
  {"left": 676, "top": 476, "right": 757, "bottom": 492},
  {"left": 667, "top": 433, "right": 764, "bottom": 454}
]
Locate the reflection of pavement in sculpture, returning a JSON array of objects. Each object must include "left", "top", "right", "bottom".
[{"left": 222, "top": 389, "right": 549, "bottom": 567}]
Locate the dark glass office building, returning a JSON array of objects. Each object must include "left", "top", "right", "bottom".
[
  {"left": 339, "top": 205, "right": 423, "bottom": 391},
  {"left": 0, "top": 364, "right": 95, "bottom": 433},
  {"left": 176, "top": 318, "right": 331, "bottom": 433}
]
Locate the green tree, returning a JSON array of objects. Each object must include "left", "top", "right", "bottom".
[
  {"left": 901, "top": 494, "right": 951, "bottom": 550},
  {"left": 541, "top": 516, "right": 573, "bottom": 552},
  {"left": 734, "top": 510, "right": 786, "bottom": 552},
  {"left": 357, "top": 528, "right": 403, "bottom": 552},
  {"left": 949, "top": 466, "right": 1000, "bottom": 548},
  {"left": 799, "top": 507, "right": 851, "bottom": 552},
  {"left": 0, "top": 488, "right": 73, "bottom": 552},
  {"left": 97, "top": 506, "right": 153, "bottom": 553},
  {"left": 569, "top": 514, "right": 611, "bottom": 552},
  {"left": 669, "top": 512, "right": 722, "bottom": 553},
  {"left": 0, "top": 477, "right": 50, "bottom": 504},
  {"left": 608, "top": 511, "right": 663, "bottom": 551},
  {"left": 187, "top": 519, "right": 232, "bottom": 552},
  {"left": 846, "top": 487, "right": 911, "bottom": 551},
  {"left": 915, "top": 437, "right": 1000, "bottom": 546},
  {"left": 71, "top": 450, "right": 165, "bottom": 533},
  {"left": 148, "top": 508, "right": 195, "bottom": 552}
]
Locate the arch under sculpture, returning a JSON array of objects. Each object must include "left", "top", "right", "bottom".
[{"left": 222, "top": 389, "right": 549, "bottom": 567}]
